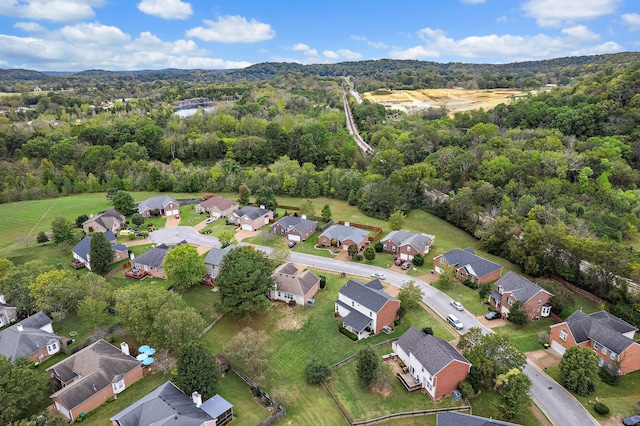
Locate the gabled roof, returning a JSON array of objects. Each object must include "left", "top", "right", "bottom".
[
  {"left": 560, "top": 310, "right": 638, "bottom": 354},
  {"left": 396, "top": 326, "right": 470, "bottom": 375},
  {"left": 0, "top": 312, "right": 56, "bottom": 362},
  {"left": 441, "top": 248, "right": 502, "bottom": 279},
  {"left": 437, "top": 412, "right": 519, "bottom": 426},
  {"left": 132, "top": 244, "right": 172, "bottom": 268},
  {"left": 72, "top": 233, "right": 127, "bottom": 264},
  {"left": 273, "top": 263, "right": 320, "bottom": 298},
  {"left": 110, "top": 381, "right": 218, "bottom": 426},
  {"left": 319, "top": 225, "right": 369, "bottom": 243},
  {"left": 48, "top": 340, "right": 140, "bottom": 410},
  {"left": 382, "top": 230, "right": 435, "bottom": 250},
  {"left": 338, "top": 279, "right": 398, "bottom": 313},
  {"left": 82, "top": 209, "right": 125, "bottom": 229},
  {"left": 232, "top": 206, "right": 271, "bottom": 220},
  {"left": 495, "top": 271, "right": 552, "bottom": 304},
  {"left": 273, "top": 215, "right": 318, "bottom": 235},
  {"left": 203, "top": 245, "right": 236, "bottom": 267},
  {"left": 336, "top": 300, "right": 372, "bottom": 332},
  {"left": 138, "top": 195, "right": 178, "bottom": 213},
  {"left": 198, "top": 196, "right": 238, "bottom": 211},
  {"left": 201, "top": 394, "right": 233, "bottom": 419}
]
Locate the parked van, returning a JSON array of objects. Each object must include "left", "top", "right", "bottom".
[
  {"left": 119, "top": 229, "right": 134, "bottom": 237},
  {"left": 446, "top": 314, "right": 463, "bottom": 330}
]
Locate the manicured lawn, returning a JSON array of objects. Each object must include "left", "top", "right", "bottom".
[
  {"left": 492, "top": 318, "right": 556, "bottom": 353},
  {"left": 469, "top": 386, "right": 543, "bottom": 426},
  {"left": 213, "top": 371, "right": 271, "bottom": 425},
  {"left": 431, "top": 281, "right": 491, "bottom": 317},
  {"left": 545, "top": 366, "right": 640, "bottom": 420},
  {"left": 180, "top": 284, "right": 220, "bottom": 323}
]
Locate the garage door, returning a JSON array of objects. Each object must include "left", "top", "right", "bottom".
[
  {"left": 241, "top": 224, "right": 253, "bottom": 231},
  {"left": 342, "top": 245, "right": 349, "bottom": 250},
  {"left": 550, "top": 341, "right": 566, "bottom": 355},
  {"left": 166, "top": 209, "right": 178, "bottom": 216},
  {"left": 55, "top": 402, "right": 70, "bottom": 420},
  {"left": 212, "top": 212, "right": 221, "bottom": 218},
  {"left": 400, "top": 253, "right": 409, "bottom": 260},
  {"left": 435, "top": 266, "right": 443, "bottom": 274},
  {"left": 288, "top": 234, "right": 301, "bottom": 242}
]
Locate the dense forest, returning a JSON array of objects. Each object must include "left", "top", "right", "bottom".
[{"left": 1, "top": 53, "right": 640, "bottom": 326}]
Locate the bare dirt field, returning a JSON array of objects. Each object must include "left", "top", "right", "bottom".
[{"left": 362, "top": 88, "right": 534, "bottom": 115}]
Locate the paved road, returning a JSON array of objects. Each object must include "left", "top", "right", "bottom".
[
  {"left": 342, "top": 86, "right": 375, "bottom": 156},
  {"left": 149, "top": 226, "right": 220, "bottom": 248},
  {"left": 254, "top": 247, "right": 598, "bottom": 426}
]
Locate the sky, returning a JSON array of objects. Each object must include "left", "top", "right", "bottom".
[{"left": 0, "top": 0, "right": 638, "bottom": 71}]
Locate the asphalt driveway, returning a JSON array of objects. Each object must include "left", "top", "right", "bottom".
[{"left": 149, "top": 226, "right": 220, "bottom": 248}]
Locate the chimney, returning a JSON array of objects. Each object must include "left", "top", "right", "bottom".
[
  {"left": 17, "top": 324, "right": 23, "bottom": 332},
  {"left": 120, "top": 342, "right": 130, "bottom": 356},
  {"left": 301, "top": 214, "right": 307, "bottom": 220},
  {"left": 192, "top": 391, "right": 202, "bottom": 408},
  {"left": 130, "top": 252, "right": 135, "bottom": 260},
  {"left": 259, "top": 204, "right": 265, "bottom": 210},
  {"left": 0, "top": 294, "right": 5, "bottom": 304}
]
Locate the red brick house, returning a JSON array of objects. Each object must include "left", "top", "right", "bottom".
[
  {"left": 433, "top": 248, "right": 502, "bottom": 284},
  {"left": 195, "top": 196, "right": 239, "bottom": 219},
  {"left": 488, "top": 271, "right": 553, "bottom": 320},
  {"left": 335, "top": 279, "right": 399, "bottom": 339},
  {"left": 228, "top": 206, "right": 273, "bottom": 231},
  {"left": 137, "top": 195, "right": 179, "bottom": 218},
  {"left": 380, "top": 230, "right": 435, "bottom": 261},
  {"left": 393, "top": 326, "right": 471, "bottom": 399},
  {"left": 318, "top": 224, "right": 369, "bottom": 252},
  {"left": 0, "top": 312, "right": 59, "bottom": 363},
  {"left": 270, "top": 214, "right": 318, "bottom": 242},
  {"left": 549, "top": 310, "right": 640, "bottom": 375},
  {"left": 48, "top": 340, "right": 143, "bottom": 421},
  {"left": 129, "top": 243, "right": 176, "bottom": 279},
  {"left": 270, "top": 263, "right": 320, "bottom": 306},
  {"left": 82, "top": 209, "right": 126, "bottom": 234}
]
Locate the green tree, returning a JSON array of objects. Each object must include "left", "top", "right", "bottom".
[
  {"left": 304, "top": 359, "right": 332, "bottom": 384},
  {"left": 300, "top": 199, "right": 315, "bottom": 218},
  {"left": 176, "top": 341, "right": 221, "bottom": 399},
  {"left": 412, "top": 253, "right": 424, "bottom": 267},
  {"left": 152, "top": 306, "right": 205, "bottom": 351},
  {"left": 0, "top": 357, "right": 49, "bottom": 424},
  {"left": 112, "top": 190, "right": 136, "bottom": 215},
  {"left": 219, "top": 231, "right": 236, "bottom": 248},
  {"left": 51, "top": 216, "right": 74, "bottom": 248},
  {"left": 356, "top": 347, "right": 379, "bottom": 388},
  {"left": 435, "top": 265, "right": 456, "bottom": 290},
  {"left": 131, "top": 213, "right": 144, "bottom": 227},
  {"left": 217, "top": 246, "right": 276, "bottom": 316},
  {"left": 363, "top": 246, "right": 376, "bottom": 262},
  {"left": 388, "top": 209, "right": 406, "bottom": 230},
  {"left": 397, "top": 280, "right": 425, "bottom": 310},
  {"left": 36, "top": 231, "right": 49, "bottom": 244},
  {"left": 75, "top": 214, "right": 88, "bottom": 228},
  {"left": 29, "top": 269, "right": 85, "bottom": 318},
  {"left": 321, "top": 203, "right": 332, "bottom": 222},
  {"left": 374, "top": 362, "right": 395, "bottom": 394},
  {"left": 458, "top": 328, "right": 526, "bottom": 383},
  {"left": 89, "top": 232, "right": 113, "bottom": 273},
  {"left": 507, "top": 300, "right": 527, "bottom": 325},
  {"left": 0, "top": 261, "right": 51, "bottom": 313},
  {"left": 347, "top": 243, "right": 358, "bottom": 259},
  {"left": 559, "top": 346, "right": 599, "bottom": 396},
  {"left": 495, "top": 368, "right": 532, "bottom": 420},
  {"left": 77, "top": 297, "right": 110, "bottom": 331},
  {"left": 238, "top": 184, "right": 251, "bottom": 205},
  {"left": 254, "top": 187, "right": 278, "bottom": 212},
  {"left": 164, "top": 245, "right": 207, "bottom": 292}
]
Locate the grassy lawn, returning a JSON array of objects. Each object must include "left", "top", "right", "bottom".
[
  {"left": 469, "top": 386, "right": 543, "bottom": 426},
  {"left": 545, "top": 366, "right": 640, "bottom": 420},
  {"left": 431, "top": 281, "right": 491, "bottom": 317},
  {"left": 492, "top": 318, "right": 556, "bottom": 353},
  {"left": 213, "top": 371, "right": 271, "bottom": 425}
]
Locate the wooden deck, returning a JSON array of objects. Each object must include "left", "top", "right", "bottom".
[
  {"left": 397, "top": 371, "right": 422, "bottom": 392},
  {"left": 125, "top": 268, "right": 149, "bottom": 279}
]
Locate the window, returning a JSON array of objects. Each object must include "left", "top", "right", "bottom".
[
  {"left": 559, "top": 329, "right": 568, "bottom": 341},
  {"left": 369, "top": 311, "right": 372, "bottom": 317},
  {"left": 593, "top": 341, "right": 603, "bottom": 351},
  {"left": 497, "top": 286, "right": 503, "bottom": 294},
  {"left": 610, "top": 351, "right": 618, "bottom": 361},
  {"left": 538, "top": 299, "right": 542, "bottom": 305},
  {"left": 439, "top": 257, "right": 444, "bottom": 264},
  {"left": 47, "top": 341, "right": 58, "bottom": 354},
  {"left": 383, "top": 243, "right": 387, "bottom": 250},
  {"left": 112, "top": 379, "right": 125, "bottom": 394},
  {"left": 407, "top": 246, "right": 411, "bottom": 252},
  {"left": 351, "top": 301, "right": 354, "bottom": 307},
  {"left": 507, "top": 297, "right": 514, "bottom": 305}
]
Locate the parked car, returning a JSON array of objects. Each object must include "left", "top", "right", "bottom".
[
  {"left": 401, "top": 261, "right": 411, "bottom": 270},
  {"left": 119, "top": 229, "right": 134, "bottom": 236},
  {"left": 133, "top": 230, "right": 142, "bottom": 237},
  {"left": 175, "top": 214, "right": 180, "bottom": 219},
  {"left": 205, "top": 218, "right": 215, "bottom": 224},
  {"left": 371, "top": 272, "right": 386, "bottom": 279},
  {"left": 450, "top": 301, "right": 464, "bottom": 311},
  {"left": 288, "top": 241, "right": 297, "bottom": 248},
  {"left": 485, "top": 311, "right": 502, "bottom": 320},
  {"left": 446, "top": 314, "right": 463, "bottom": 330},
  {"left": 623, "top": 416, "right": 640, "bottom": 426}
]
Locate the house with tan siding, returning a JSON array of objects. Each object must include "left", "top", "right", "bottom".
[
  {"left": 488, "top": 271, "right": 553, "bottom": 320},
  {"left": 195, "top": 196, "right": 239, "bottom": 219},
  {"left": 270, "top": 263, "right": 320, "bottom": 306},
  {"left": 82, "top": 209, "right": 126, "bottom": 234},
  {"left": 433, "top": 248, "right": 502, "bottom": 284}
]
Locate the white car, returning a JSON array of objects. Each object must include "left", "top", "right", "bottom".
[
  {"left": 371, "top": 272, "right": 386, "bottom": 280},
  {"left": 205, "top": 218, "right": 215, "bottom": 224},
  {"left": 450, "top": 300, "right": 464, "bottom": 311}
]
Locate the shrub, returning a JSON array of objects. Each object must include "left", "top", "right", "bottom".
[
  {"left": 319, "top": 276, "right": 326, "bottom": 289},
  {"left": 339, "top": 327, "right": 358, "bottom": 341},
  {"left": 421, "top": 326, "right": 433, "bottom": 335},
  {"left": 288, "top": 299, "right": 297, "bottom": 307},
  {"left": 458, "top": 380, "right": 474, "bottom": 398},
  {"left": 598, "top": 365, "right": 620, "bottom": 386},
  {"left": 538, "top": 331, "right": 549, "bottom": 345},
  {"left": 479, "top": 282, "right": 492, "bottom": 298},
  {"left": 374, "top": 242, "right": 383, "bottom": 252},
  {"left": 304, "top": 359, "right": 332, "bottom": 384},
  {"left": 36, "top": 231, "right": 49, "bottom": 243},
  {"left": 355, "top": 253, "right": 363, "bottom": 261},
  {"left": 412, "top": 253, "right": 424, "bottom": 267},
  {"left": 594, "top": 402, "right": 609, "bottom": 415},
  {"left": 462, "top": 279, "right": 478, "bottom": 290}
]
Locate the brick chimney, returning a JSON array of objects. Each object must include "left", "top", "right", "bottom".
[{"left": 120, "top": 342, "right": 130, "bottom": 356}]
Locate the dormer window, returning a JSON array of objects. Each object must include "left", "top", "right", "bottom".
[{"left": 497, "top": 286, "right": 503, "bottom": 295}]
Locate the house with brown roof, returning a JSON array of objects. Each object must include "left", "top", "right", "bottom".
[
  {"left": 138, "top": 195, "right": 179, "bottom": 218},
  {"left": 48, "top": 340, "right": 143, "bottom": 421},
  {"left": 318, "top": 224, "right": 369, "bottom": 252},
  {"left": 0, "top": 312, "right": 59, "bottom": 363},
  {"left": 393, "top": 326, "right": 471, "bottom": 399},
  {"left": 195, "top": 196, "right": 239, "bottom": 219},
  {"left": 228, "top": 206, "right": 273, "bottom": 231},
  {"left": 82, "top": 209, "right": 126, "bottom": 234},
  {"left": 380, "top": 230, "right": 435, "bottom": 261},
  {"left": 270, "top": 263, "right": 320, "bottom": 306},
  {"left": 549, "top": 310, "right": 640, "bottom": 375},
  {"left": 433, "top": 248, "right": 502, "bottom": 284},
  {"left": 488, "top": 271, "right": 552, "bottom": 320},
  {"left": 270, "top": 214, "right": 318, "bottom": 242},
  {"left": 335, "top": 279, "right": 399, "bottom": 339}
]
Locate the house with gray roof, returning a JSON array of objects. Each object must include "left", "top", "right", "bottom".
[
  {"left": 71, "top": 232, "right": 128, "bottom": 271},
  {"left": 110, "top": 381, "right": 233, "bottom": 426},
  {"left": 549, "top": 310, "right": 640, "bottom": 374},
  {"left": 82, "top": 209, "right": 126, "bottom": 234},
  {"left": 436, "top": 412, "right": 519, "bottom": 426},
  {"left": 380, "top": 230, "right": 435, "bottom": 261},
  {"left": 0, "top": 297, "right": 17, "bottom": 327},
  {"left": 228, "top": 206, "right": 273, "bottom": 231},
  {"left": 392, "top": 326, "right": 471, "bottom": 399},
  {"left": 195, "top": 196, "right": 239, "bottom": 219},
  {"left": 318, "top": 224, "right": 369, "bottom": 252},
  {"left": 0, "top": 312, "right": 59, "bottom": 363},
  {"left": 129, "top": 242, "right": 183, "bottom": 279},
  {"left": 138, "top": 195, "right": 179, "bottom": 218},
  {"left": 204, "top": 245, "right": 236, "bottom": 278},
  {"left": 270, "top": 214, "right": 318, "bottom": 242},
  {"left": 48, "top": 340, "right": 143, "bottom": 421},
  {"left": 335, "top": 279, "right": 399, "bottom": 339},
  {"left": 433, "top": 248, "right": 502, "bottom": 284},
  {"left": 489, "top": 271, "right": 552, "bottom": 320},
  {"left": 270, "top": 263, "right": 320, "bottom": 306}
]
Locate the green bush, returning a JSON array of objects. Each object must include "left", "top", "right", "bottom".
[
  {"left": 319, "top": 276, "right": 327, "bottom": 289},
  {"left": 462, "top": 279, "right": 478, "bottom": 290},
  {"left": 594, "top": 402, "right": 609, "bottom": 415},
  {"left": 412, "top": 253, "right": 424, "bottom": 267},
  {"left": 288, "top": 299, "right": 297, "bottom": 307},
  {"left": 374, "top": 242, "right": 383, "bottom": 252},
  {"left": 339, "top": 327, "right": 358, "bottom": 341},
  {"left": 479, "top": 282, "right": 492, "bottom": 298},
  {"left": 458, "top": 380, "right": 474, "bottom": 398},
  {"left": 598, "top": 365, "right": 620, "bottom": 386}
]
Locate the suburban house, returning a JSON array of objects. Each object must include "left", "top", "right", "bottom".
[
  {"left": 270, "top": 214, "right": 318, "bottom": 242},
  {"left": 380, "top": 230, "right": 435, "bottom": 261},
  {"left": 0, "top": 312, "right": 59, "bottom": 363},
  {"left": 549, "top": 310, "right": 640, "bottom": 374},
  {"left": 318, "top": 224, "right": 369, "bottom": 252},
  {"left": 228, "top": 206, "right": 273, "bottom": 231},
  {"left": 335, "top": 279, "right": 400, "bottom": 339},
  {"left": 48, "top": 340, "right": 143, "bottom": 421},
  {"left": 110, "top": 381, "right": 233, "bottom": 426},
  {"left": 392, "top": 326, "right": 471, "bottom": 399},
  {"left": 0, "top": 297, "right": 17, "bottom": 327},
  {"left": 436, "top": 412, "right": 518, "bottom": 426},
  {"left": 195, "top": 196, "right": 239, "bottom": 219},
  {"left": 270, "top": 263, "right": 320, "bottom": 306},
  {"left": 82, "top": 209, "right": 126, "bottom": 234},
  {"left": 488, "top": 271, "right": 553, "bottom": 320},
  {"left": 137, "top": 195, "right": 180, "bottom": 218},
  {"left": 128, "top": 242, "right": 181, "bottom": 279},
  {"left": 71, "top": 231, "right": 128, "bottom": 270},
  {"left": 433, "top": 248, "right": 503, "bottom": 284},
  {"left": 203, "top": 245, "right": 236, "bottom": 278}
]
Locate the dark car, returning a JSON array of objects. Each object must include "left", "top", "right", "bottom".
[
  {"left": 485, "top": 311, "right": 502, "bottom": 320},
  {"left": 288, "top": 241, "right": 297, "bottom": 248},
  {"left": 623, "top": 415, "right": 640, "bottom": 426}
]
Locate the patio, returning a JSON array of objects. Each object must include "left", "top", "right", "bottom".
[{"left": 382, "top": 355, "right": 422, "bottom": 392}]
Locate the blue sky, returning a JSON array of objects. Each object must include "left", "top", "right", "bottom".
[{"left": 0, "top": 0, "right": 638, "bottom": 71}]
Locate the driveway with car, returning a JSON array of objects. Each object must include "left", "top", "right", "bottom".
[{"left": 149, "top": 226, "right": 220, "bottom": 249}]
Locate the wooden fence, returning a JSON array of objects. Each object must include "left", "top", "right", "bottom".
[
  {"left": 330, "top": 339, "right": 395, "bottom": 369},
  {"left": 540, "top": 275, "right": 608, "bottom": 307},
  {"left": 230, "top": 365, "right": 286, "bottom": 426},
  {"left": 337, "top": 220, "right": 383, "bottom": 242}
]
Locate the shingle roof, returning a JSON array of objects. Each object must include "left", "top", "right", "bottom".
[
  {"left": 72, "top": 234, "right": 128, "bottom": 265},
  {"left": 336, "top": 300, "right": 372, "bottom": 332},
  {"left": 442, "top": 248, "right": 502, "bottom": 279},
  {"left": 132, "top": 244, "right": 171, "bottom": 268},
  {"left": 138, "top": 195, "right": 178, "bottom": 214},
  {"left": 110, "top": 381, "right": 217, "bottom": 426},
  {"left": 437, "top": 412, "right": 519, "bottom": 426},
  {"left": 562, "top": 310, "right": 638, "bottom": 355},
  {"left": 198, "top": 196, "right": 238, "bottom": 211},
  {"left": 48, "top": 340, "right": 141, "bottom": 410},
  {"left": 338, "top": 279, "right": 398, "bottom": 313},
  {"left": 495, "top": 271, "right": 551, "bottom": 304},
  {"left": 201, "top": 394, "right": 233, "bottom": 419},
  {"left": 272, "top": 215, "right": 318, "bottom": 235},
  {"left": 273, "top": 263, "right": 320, "bottom": 298},
  {"left": 232, "top": 206, "right": 271, "bottom": 220},
  {"left": 0, "top": 312, "right": 56, "bottom": 362},
  {"left": 382, "top": 230, "right": 435, "bottom": 250},
  {"left": 203, "top": 245, "right": 236, "bottom": 267},
  {"left": 319, "top": 225, "right": 369, "bottom": 244},
  {"left": 396, "top": 326, "right": 470, "bottom": 375},
  {"left": 82, "top": 209, "right": 125, "bottom": 230}
]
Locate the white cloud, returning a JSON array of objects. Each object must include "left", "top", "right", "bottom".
[
  {"left": 323, "top": 50, "right": 339, "bottom": 59},
  {"left": 292, "top": 43, "right": 310, "bottom": 51},
  {"left": 337, "top": 49, "right": 362, "bottom": 60},
  {"left": 496, "top": 15, "right": 507, "bottom": 23},
  {"left": 59, "top": 22, "right": 129, "bottom": 45},
  {"left": 186, "top": 15, "right": 274, "bottom": 43},
  {"left": 0, "top": 0, "right": 105, "bottom": 23},
  {"left": 137, "top": 0, "right": 192, "bottom": 20},
  {"left": 14, "top": 22, "right": 46, "bottom": 32},
  {"left": 522, "top": 0, "right": 621, "bottom": 27},
  {"left": 351, "top": 35, "right": 388, "bottom": 49},
  {"left": 622, "top": 13, "right": 640, "bottom": 31},
  {"left": 561, "top": 25, "right": 600, "bottom": 41}
]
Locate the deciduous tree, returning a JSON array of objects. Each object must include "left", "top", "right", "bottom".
[
  {"left": 397, "top": 280, "right": 424, "bottom": 310},
  {"left": 254, "top": 187, "right": 278, "bottom": 212},
  {"left": 51, "top": 216, "right": 74, "bottom": 248},
  {"left": 30, "top": 269, "right": 85, "bottom": 319},
  {"left": 300, "top": 199, "right": 315, "bottom": 218},
  {"left": 176, "top": 341, "right": 220, "bottom": 399},
  {"left": 495, "top": 368, "right": 532, "bottom": 420},
  {"left": 347, "top": 243, "right": 358, "bottom": 259},
  {"left": 559, "top": 346, "right": 599, "bottom": 396},
  {"left": 507, "top": 300, "right": 527, "bottom": 325},
  {"left": 112, "top": 190, "right": 136, "bottom": 215},
  {"left": 223, "top": 327, "right": 269, "bottom": 384},
  {"left": 219, "top": 231, "right": 236, "bottom": 248},
  {"left": 304, "top": 359, "right": 332, "bottom": 384},
  {"left": 321, "top": 203, "right": 332, "bottom": 222},
  {"left": 0, "top": 357, "right": 49, "bottom": 424},
  {"left": 388, "top": 210, "right": 406, "bottom": 230},
  {"left": 0, "top": 261, "right": 51, "bottom": 313},
  {"left": 163, "top": 244, "right": 207, "bottom": 292}
]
